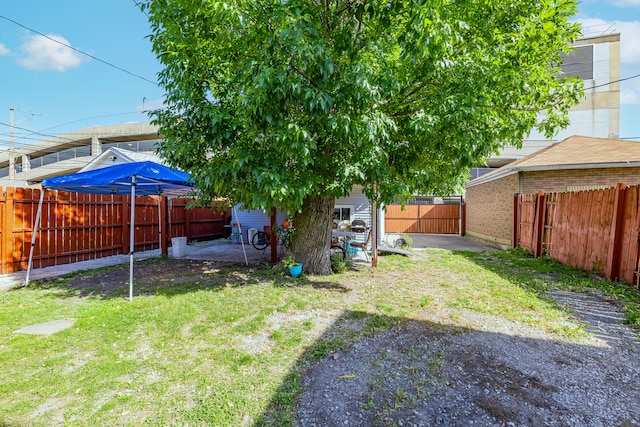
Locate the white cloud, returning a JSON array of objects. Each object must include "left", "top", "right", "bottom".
[
  {"left": 612, "top": 0, "right": 640, "bottom": 6},
  {"left": 616, "top": 21, "right": 640, "bottom": 65},
  {"left": 620, "top": 75, "right": 640, "bottom": 105},
  {"left": 17, "top": 34, "right": 86, "bottom": 71},
  {"left": 0, "top": 43, "right": 9, "bottom": 56},
  {"left": 577, "top": 16, "right": 640, "bottom": 120},
  {"left": 136, "top": 97, "right": 164, "bottom": 113}
]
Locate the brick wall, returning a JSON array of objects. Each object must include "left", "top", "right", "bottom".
[
  {"left": 520, "top": 167, "right": 640, "bottom": 194},
  {"left": 465, "top": 173, "right": 518, "bottom": 247},
  {"left": 465, "top": 166, "right": 640, "bottom": 248}
]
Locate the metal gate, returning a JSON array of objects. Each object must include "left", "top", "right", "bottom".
[{"left": 385, "top": 196, "right": 462, "bottom": 234}]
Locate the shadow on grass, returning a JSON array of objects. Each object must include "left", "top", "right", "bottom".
[
  {"left": 251, "top": 309, "right": 639, "bottom": 426},
  {"left": 457, "top": 248, "right": 640, "bottom": 339},
  {"left": 17, "top": 256, "right": 351, "bottom": 300}
]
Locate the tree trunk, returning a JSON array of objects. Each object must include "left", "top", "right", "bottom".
[{"left": 290, "top": 193, "right": 335, "bottom": 275}]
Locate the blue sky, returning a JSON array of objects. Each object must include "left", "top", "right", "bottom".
[
  {"left": 0, "top": 1, "right": 639, "bottom": 151},
  {"left": 578, "top": 0, "right": 640, "bottom": 140},
  {"left": 0, "top": 1, "right": 163, "bottom": 148}
]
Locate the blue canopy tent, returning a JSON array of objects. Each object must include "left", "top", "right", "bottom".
[{"left": 25, "top": 161, "right": 196, "bottom": 301}]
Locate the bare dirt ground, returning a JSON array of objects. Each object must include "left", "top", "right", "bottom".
[
  {"left": 295, "top": 301, "right": 640, "bottom": 427},
  {"left": 62, "top": 256, "right": 640, "bottom": 427}
]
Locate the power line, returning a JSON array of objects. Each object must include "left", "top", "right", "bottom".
[
  {"left": 584, "top": 73, "right": 640, "bottom": 91},
  {"left": 38, "top": 111, "right": 154, "bottom": 133},
  {"left": 132, "top": 0, "right": 149, "bottom": 17},
  {"left": 0, "top": 14, "right": 157, "bottom": 86},
  {"left": 0, "top": 122, "right": 162, "bottom": 158}
]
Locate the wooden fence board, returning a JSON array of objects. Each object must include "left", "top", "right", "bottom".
[
  {"left": 518, "top": 184, "right": 640, "bottom": 287},
  {"left": 601, "top": 187, "right": 617, "bottom": 277},
  {"left": 568, "top": 193, "right": 580, "bottom": 267},
  {"left": 517, "top": 194, "right": 536, "bottom": 251},
  {"left": 385, "top": 204, "right": 460, "bottom": 234},
  {"left": 581, "top": 190, "right": 593, "bottom": 271},
  {"left": 620, "top": 187, "right": 639, "bottom": 284},
  {"left": 0, "top": 187, "right": 227, "bottom": 274},
  {"left": 585, "top": 190, "right": 605, "bottom": 273},
  {"left": 543, "top": 192, "right": 557, "bottom": 254}
]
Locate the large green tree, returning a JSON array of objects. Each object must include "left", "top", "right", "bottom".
[{"left": 144, "top": 0, "right": 582, "bottom": 274}]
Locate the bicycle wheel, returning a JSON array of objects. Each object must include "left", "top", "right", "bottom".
[
  {"left": 394, "top": 238, "right": 407, "bottom": 248},
  {"left": 252, "top": 231, "right": 269, "bottom": 250},
  {"left": 330, "top": 244, "right": 346, "bottom": 260}
]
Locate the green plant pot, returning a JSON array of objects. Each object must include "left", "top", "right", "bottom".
[{"left": 289, "top": 263, "right": 303, "bottom": 278}]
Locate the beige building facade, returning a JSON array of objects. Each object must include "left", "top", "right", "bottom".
[
  {"left": 484, "top": 33, "right": 621, "bottom": 169},
  {"left": 0, "top": 122, "right": 161, "bottom": 187}
]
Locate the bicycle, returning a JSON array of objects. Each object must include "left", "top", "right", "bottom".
[
  {"left": 330, "top": 240, "right": 347, "bottom": 260},
  {"left": 382, "top": 232, "right": 407, "bottom": 249},
  {"left": 252, "top": 224, "right": 293, "bottom": 251}
]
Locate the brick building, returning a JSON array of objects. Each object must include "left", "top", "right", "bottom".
[{"left": 465, "top": 136, "right": 640, "bottom": 247}]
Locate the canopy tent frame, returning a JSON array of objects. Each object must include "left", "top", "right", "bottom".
[{"left": 22, "top": 161, "right": 246, "bottom": 301}]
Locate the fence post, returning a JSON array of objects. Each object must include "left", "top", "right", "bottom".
[
  {"left": 606, "top": 183, "right": 627, "bottom": 281},
  {"left": 532, "top": 191, "right": 547, "bottom": 258},
  {"left": 0, "top": 187, "right": 3, "bottom": 274},
  {"left": 122, "top": 194, "right": 130, "bottom": 254},
  {"left": 2, "top": 187, "right": 14, "bottom": 273},
  {"left": 460, "top": 201, "right": 466, "bottom": 237},
  {"left": 270, "top": 207, "right": 277, "bottom": 263},
  {"left": 160, "top": 196, "right": 169, "bottom": 255},
  {"left": 512, "top": 193, "right": 519, "bottom": 248},
  {"left": 185, "top": 206, "right": 192, "bottom": 240}
]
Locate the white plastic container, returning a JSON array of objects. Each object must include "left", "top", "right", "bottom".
[
  {"left": 171, "top": 236, "right": 187, "bottom": 258},
  {"left": 247, "top": 228, "right": 258, "bottom": 244}
]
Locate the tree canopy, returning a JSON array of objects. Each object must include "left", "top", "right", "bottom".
[{"left": 144, "top": 0, "right": 582, "bottom": 273}]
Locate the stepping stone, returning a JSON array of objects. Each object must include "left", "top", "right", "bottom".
[
  {"left": 172, "top": 275, "right": 202, "bottom": 284},
  {"left": 16, "top": 319, "right": 76, "bottom": 335}
]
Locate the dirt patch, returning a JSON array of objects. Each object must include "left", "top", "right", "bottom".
[
  {"left": 63, "top": 258, "right": 233, "bottom": 297},
  {"left": 295, "top": 306, "right": 640, "bottom": 427}
]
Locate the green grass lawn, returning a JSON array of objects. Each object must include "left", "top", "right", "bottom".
[{"left": 1, "top": 249, "right": 638, "bottom": 426}]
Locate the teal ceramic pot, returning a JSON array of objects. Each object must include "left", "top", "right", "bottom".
[{"left": 289, "top": 263, "right": 303, "bottom": 278}]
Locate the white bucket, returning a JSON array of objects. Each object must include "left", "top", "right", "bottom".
[
  {"left": 171, "top": 236, "right": 187, "bottom": 258},
  {"left": 248, "top": 228, "right": 258, "bottom": 243}
]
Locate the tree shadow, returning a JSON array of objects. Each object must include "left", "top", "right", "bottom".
[
  {"left": 253, "top": 310, "right": 640, "bottom": 426},
  {"left": 17, "top": 257, "right": 351, "bottom": 300},
  {"left": 456, "top": 249, "right": 640, "bottom": 346}
]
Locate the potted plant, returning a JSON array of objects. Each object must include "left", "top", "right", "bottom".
[{"left": 283, "top": 255, "right": 303, "bottom": 278}]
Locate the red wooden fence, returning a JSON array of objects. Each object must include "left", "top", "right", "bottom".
[
  {"left": 0, "top": 187, "right": 227, "bottom": 274},
  {"left": 515, "top": 183, "right": 640, "bottom": 287},
  {"left": 385, "top": 204, "right": 460, "bottom": 234}
]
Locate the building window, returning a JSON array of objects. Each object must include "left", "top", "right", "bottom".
[
  {"left": 333, "top": 206, "right": 352, "bottom": 222},
  {"left": 560, "top": 45, "right": 594, "bottom": 80}
]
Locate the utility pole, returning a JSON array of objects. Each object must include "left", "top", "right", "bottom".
[
  {"left": 7, "top": 108, "right": 39, "bottom": 187},
  {"left": 9, "top": 108, "right": 14, "bottom": 188}
]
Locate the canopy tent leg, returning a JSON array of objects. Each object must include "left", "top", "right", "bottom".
[
  {"left": 233, "top": 206, "right": 248, "bottom": 266},
  {"left": 157, "top": 196, "right": 162, "bottom": 254},
  {"left": 25, "top": 189, "right": 46, "bottom": 286},
  {"left": 129, "top": 176, "right": 137, "bottom": 302}
]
